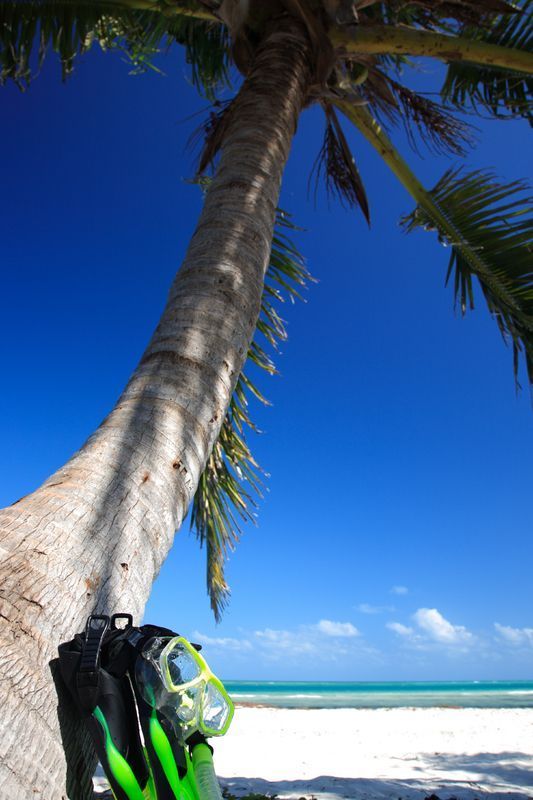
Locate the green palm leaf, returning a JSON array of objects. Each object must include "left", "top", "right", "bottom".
[
  {"left": 402, "top": 168, "right": 533, "bottom": 386},
  {"left": 191, "top": 209, "right": 312, "bottom": 620},
  {"left": 441, "top": 0, "right": 533, "bottom": 121},
  {"left": 334, "top": 101, "right": 533, "bottom": 390},
  {"left": 0, "top": 0, "right": 230, "bottom": 97}
]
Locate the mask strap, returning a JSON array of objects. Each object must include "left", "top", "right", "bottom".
[{"left": 76, "top": 614, "right": 110, "bottom": 711}]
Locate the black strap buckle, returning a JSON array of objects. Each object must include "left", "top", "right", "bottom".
[{"left": 111, "top": 613, "right": 133, "bottom": 630}]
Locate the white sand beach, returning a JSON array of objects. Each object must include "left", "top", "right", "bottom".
[
  {"left": 214, "top": 707, "right": 533, "bottom": 800},
  {"left": 93, "top": 706, "right": 533, "bottom": 799}
]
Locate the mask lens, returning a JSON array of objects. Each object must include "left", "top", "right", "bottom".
[
  {"left": 166, "top": 641, "right": 201, "bottom": 688},
  {"left": 202, "top": 682, "right": 230, "bottom": 733},
  {"left": 176, "top": 683, "right": 202, "bottom": 723}
]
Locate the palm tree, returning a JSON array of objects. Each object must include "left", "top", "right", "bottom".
[{"left": 0, "top": 1, "right": 531, "bottom": 796}]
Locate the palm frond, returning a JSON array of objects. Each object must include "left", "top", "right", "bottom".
[
  {"left": 360, "top": 69, "right": 474, "bottom": 156},
  {"left": 310, "top": 102, "right": 370, "bottom": 224},
  {"left": 359, "top": 0, "right": 518, "bottom": 34},
  {"left": 402, "top": 168, "right": 533, "bottom": 386},
  {"left": 390, "top": 81, "right": 474, "bottom": 156},
  {"left": 191, "top": 209, "right": 312, "bottom": 620},
  {"left": 334, "top": 101, "right": 532, "bottom": 391},
  {"left": 0, "top": 0, "right": 230, "bottom": 97},
  {"left": 441, "top": 0, "right": 533, "bottom": 121},
  {"left": 165, "top": 11, "right": 230, "bottom": 100},
  {"left": 1, "top": 0, "right": 104, "bottom": 84}
]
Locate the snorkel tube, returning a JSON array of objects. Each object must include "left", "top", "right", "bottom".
[
  {"left": 58, "top": 614, "right": 234, "bottom": 800},
  {"left": 132, "top": 633, "right": 233, "bottom": 800},
  {"left": 192, "top": 743, "right": 224, "bottom": 800}
]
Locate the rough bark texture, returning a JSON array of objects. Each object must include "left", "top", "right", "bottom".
[{"left": 0, "top": 18, "right": 312, "bottom": 799}]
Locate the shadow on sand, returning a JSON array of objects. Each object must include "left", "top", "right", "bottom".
[{"left": 219, "top": 750, "right": 533, "bottom": 800}]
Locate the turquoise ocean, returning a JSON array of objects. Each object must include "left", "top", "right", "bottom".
[{"left": 225, "top": 681, "right": 533, "bottom": 709}]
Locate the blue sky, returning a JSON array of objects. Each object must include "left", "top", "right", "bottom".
[{"left": 1, "top": 38, "right": 532, "bottom": 682}]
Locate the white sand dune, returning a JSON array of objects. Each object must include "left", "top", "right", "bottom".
[{"left": 215, "top": 707, "right": 533, "bottom": 800}]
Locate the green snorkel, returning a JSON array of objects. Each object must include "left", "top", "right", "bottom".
[{"left": 58, "top": 614, "right": 234, "bottom": 800}]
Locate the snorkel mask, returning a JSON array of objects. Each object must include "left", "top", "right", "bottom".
[{"left": 135, "top": 635, "right": 234, "bottom": 744}]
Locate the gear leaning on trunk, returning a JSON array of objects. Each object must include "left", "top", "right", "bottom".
[{"left": 58, "top": 614, "right": 234, "bottom": 800}]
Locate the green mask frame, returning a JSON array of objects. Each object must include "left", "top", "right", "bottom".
[{"left": 137, "top": 635, "right": 234, "bottom": 741}]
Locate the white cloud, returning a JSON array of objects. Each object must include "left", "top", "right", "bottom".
[
  {"left": 196, "top": 619, "right": 375, "bottom": 666},
  {"left": 494, "top": 623, "right": 533, "bottom": 647},
  {"left": 255, "top": 628, "right": 296, "bottom": 647},
  {"left": 390, "top": 585, "right": 408, "bottom": 595},
  {"left": 254, "top": 627, "right": 318, "bottom": 655},
  {"left": 317, "top": 619, "right": 360, "bottom": 637},
  {"left": 357, "top": 603, "right": 394, "bottom": 615},
  {"left": 252, "top": 620, "right": 362, "bottom": 660},
  {"left": 387, "top": 622, "right": 414, "bottom": 637},
  {"left": 386, "top": 609, "right": 474, "bottom": 652},
  {"left": 192, "top": 631, "right": 252, "bottom": 652},
  {"left": 413, "top": 608, "right": 473, "bottom": 645}
]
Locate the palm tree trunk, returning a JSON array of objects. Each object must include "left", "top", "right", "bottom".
[{"left": 0, "top": 18, "right": 312, "bottom": 799}]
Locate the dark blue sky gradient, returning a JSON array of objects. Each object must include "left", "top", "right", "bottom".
[{"left": 1, "top": 43, "right": 531, "bottom": 680}]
